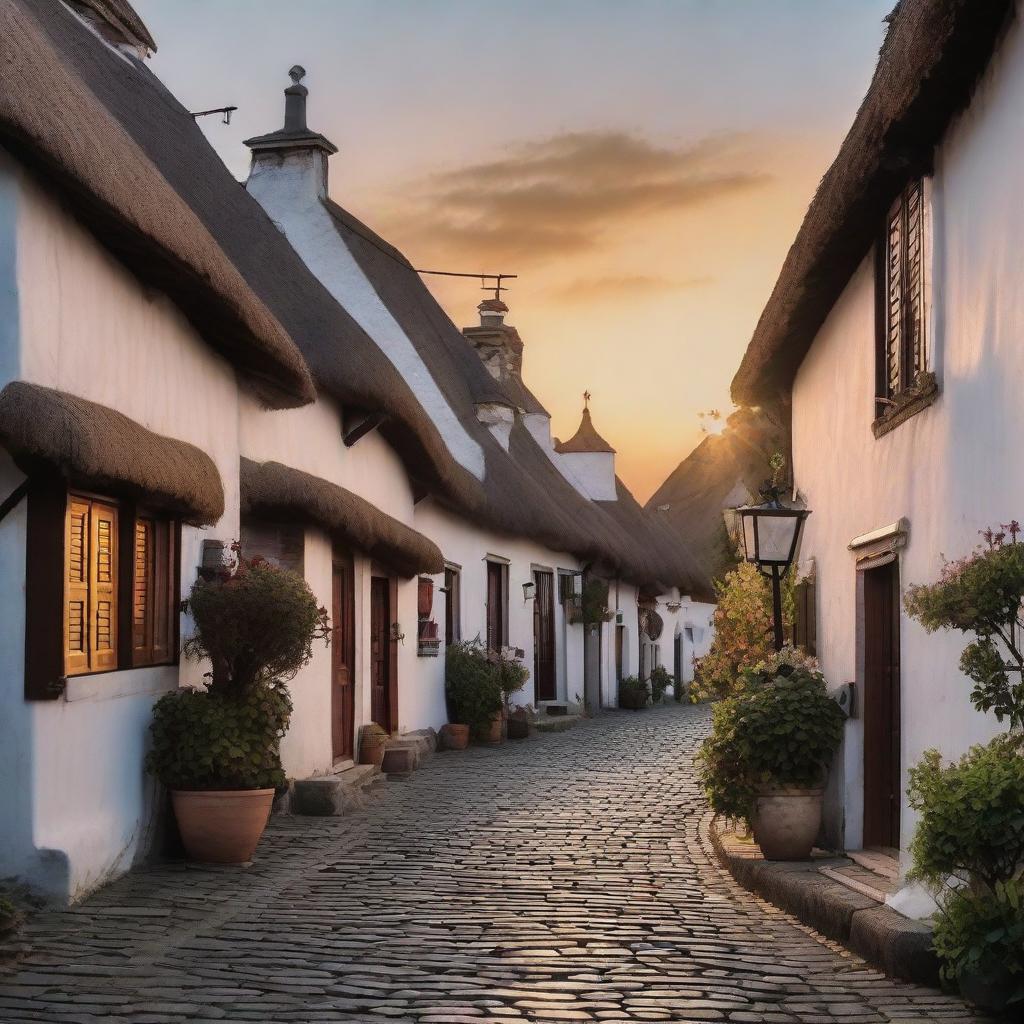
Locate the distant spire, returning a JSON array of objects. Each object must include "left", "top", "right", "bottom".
[{"left": 555, "top": 400, "right": 616, "bottom": 454}]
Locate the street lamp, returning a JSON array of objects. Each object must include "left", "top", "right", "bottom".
[{"left": 735, "top": 500, "right": 810, "bottom": 651}]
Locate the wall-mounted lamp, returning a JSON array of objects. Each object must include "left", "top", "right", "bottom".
[{"left": 522, "top": 581, "right": 536, "bottom": 601}]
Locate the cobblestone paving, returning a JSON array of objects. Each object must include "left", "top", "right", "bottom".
[{"left": 0, "top": 704, "right": 984, "bottom": 1023}]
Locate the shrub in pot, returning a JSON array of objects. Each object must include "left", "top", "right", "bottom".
[
  {"left": 619, "top": 675, "right": 649, "bottom": 710},
  {"left": 907, "top": 736, "right": 1024, "bottom": 1011},
  {"left": 699, "top": 663, "right": 844, "bottom": 859},
  {"left": 649, "top": 665, "right": 671, "bottom": 704},
  {"left": 493, "top": 645, "right": 530, "bottom": 742},
  {"left": 147, "top": 551, "right": 329, "bottom": 864},
  {"left": 508, "top": 703, "right": 533, "bottom": 740},
  {"left": 445, "top": 638, "right": 502, "bottom": 744}
]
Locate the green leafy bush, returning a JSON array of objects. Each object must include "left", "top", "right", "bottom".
[
  {"left": 147, "top": 680, "right": 292, "bottom": 790},
  {"left": 907, "top": 737, "right": 1024, "bottom": 1002},
  {"left": 908, "top": 736, "right": 1024, "bottom": 892},
  {"left": 619, "top": 674, "right": 649, "bottom": 709},
  {"left": 492, "top": 646, "right": 530, "bottom": 707},
  {"left": 931, "top": 881, "right": 1024, "bottom": 1001},
  {"left": 649, "top": 665, "right": 672, "bottom": 703},
  {"left": 184, "top": 551, "right": 331, "bottom": 696},
  {"left": 698, "top": 665, "right": 844, "bottom": 827},
  {"left": 905, "top": 524, "right": 1024, "bottom": 728},
  {"left": 148, "top": 550, "right": 329, "bottom": 790},
  {"left": 446, "top": 638, "right": 503, "bottom": 734}
]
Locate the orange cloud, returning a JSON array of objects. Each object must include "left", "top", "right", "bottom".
[{"left": 549, "top": 274, "right": 712, "bottom": 303}]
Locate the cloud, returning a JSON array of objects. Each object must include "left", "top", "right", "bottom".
[
  {"left": 550, "top": 274, "right": 712, "bottom": 303},
  {"left": 385, "top": 130, "right": 771, "bottom": 266}
]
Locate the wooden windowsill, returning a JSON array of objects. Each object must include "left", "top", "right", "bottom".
[{"left": 872, "top": 374, "right": 939, "bottom": 438}]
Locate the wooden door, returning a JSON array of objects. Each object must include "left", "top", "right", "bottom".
[
  {"left": 615, "top": 624, "right": 624, "bottom": 684},
  {"left": 533, "top": 570, "right": 555, "bottom": 701},
  {"left": 370, "top": 576, "right": 391, "bottom": 730},
  {"left": 486, "top": 561, "right": 505, "bottom": 652},
  {"left": 331, "top": 549, "right": 355, "bottom": 762},
  {"left": 863, "top": 561, "right": 901, "bottom": 850}
]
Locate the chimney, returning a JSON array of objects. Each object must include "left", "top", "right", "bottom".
[
  {"left": 553, "top": 398, "right": 618, "bottom": 501},
  {"left": 463, "top": 299, "right": 524, "bottom": 384},
  {"left": 244, "top": 66, "right": 338, "bottom": 203}
]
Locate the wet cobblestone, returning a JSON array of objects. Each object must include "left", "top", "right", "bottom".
[{"left": 0, "top": 704, "right": 983, "bottom": 1022}]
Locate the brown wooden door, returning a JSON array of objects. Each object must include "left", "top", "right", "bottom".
[
  {"left": 486, "top": 561, "right": 505, "bottom": 652},
  {"left": 533, "top": 570, "right": 555, "bottom": 701},
  {"left": 370, "top": 576, "right": 392, "bottom": 730},
  {"left": 331, "top": 549, "right": 355, "bottom": 761},
  {"left": 863, "top": 561, "right": 901, "bottom": 850},
  {"left": 615, "top": 625, "right": 624, "bottom": 684}
]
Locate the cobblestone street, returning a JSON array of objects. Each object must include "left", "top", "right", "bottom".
[{"left": 0, "top": 705, "right": 982, "bottom": 1023}]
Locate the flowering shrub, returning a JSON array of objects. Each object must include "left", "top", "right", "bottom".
[
  {"left": 747, "top": 644, "right": 819, "bottom": 679},
  {"left": 690, "top": 562, "right": 775, "bottom": 701},
  {"left": 904, "top": 521, "right": 1024, "bottom": 728}
]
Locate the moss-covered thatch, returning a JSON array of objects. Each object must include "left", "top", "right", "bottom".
[
  {"left": 0, "top": 381, "right": 224, "bottom": 524},
  {"left": 240, "top": 458, "right": 444, "bottom": 578}
]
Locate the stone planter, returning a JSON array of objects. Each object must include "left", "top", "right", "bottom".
[
  {"left": 359, "top": 727, "right": 388, "bottom": 767},
  {"left": 440, "top": 723, "right": 470, "bottom": 750},
  {"left": 619, "top": 689, "right": 648, "bottom": 710},
  {"left": 171, "top": 789, "right": 274, "bottom": 864},
  {"left": 507, "top": 715, "right": 531, "bottom": 740},
  {"left": 752, "top": 786, "right": 823, "bottom": 860}
]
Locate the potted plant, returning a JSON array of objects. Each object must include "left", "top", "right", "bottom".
[
  {"left": 359, "top": 722, "right": 389, "bottom": 767},
  {"left": 146, "top": 549, "right": 330, "bottom": 864},
  {"left": 618, "top": 675, "right": 649, "bottom": 710},
  {"left": 699, "top": 661, "right": 844, "bottom": 860},
  {"left": 508, "top": 703, "right": 534, "bottom": 740},
  {"left": 444, "top": 638, "right": 502, "bottom": 748},
  {"left": 649, "top": 665, "right": 672, "bottom": 704},
  {"left": 493, "top": 645, "right": 530, "bottom": 742}
]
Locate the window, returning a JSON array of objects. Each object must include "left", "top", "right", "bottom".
[
  {"left": 485, "top": 559, "right": 508, "bottom": 652},
  {"left": 444, "top": 565, "right": 460, "bottom": 647},
  {"left": 57, "top": 491, "right": 178, "bottom": 680},
  {"left": 875, "top": 178, "right": 929, "bottom": 420}
]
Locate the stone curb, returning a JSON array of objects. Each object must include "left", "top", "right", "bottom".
[{"left": 709, "top": 819, "right": 940, "bottom": 987}]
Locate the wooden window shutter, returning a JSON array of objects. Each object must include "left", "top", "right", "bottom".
[
  {"left": 89, "top": 501, "right": 118, "bottom": 672},
  {"left": 793, "top": 579, "right": 817, "bottom": 657},
  {"left": 904, "top": 178, "right": 925, "bottom": 382},
  {"left": 129, "top": 514, "right": 177, "bottom": 667},
  {"left": 25, "top": 478, "right": 67, "bottom": 700},
  {"left": 65, "top": 497, "right": 91, "bottom": 676}
]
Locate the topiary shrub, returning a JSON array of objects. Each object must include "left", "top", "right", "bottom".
[
  {"left": 907, "top": 736, "right": 1024, "bottom": 1005},
  {"left": 147, "top": 548, "right": 330, "bottom": 791},
  {"left": 698, "top": 665, "right": 845, "bottom": 827},
  {"left": 445, "top": 638, "right": 503, "bottom": 736}
]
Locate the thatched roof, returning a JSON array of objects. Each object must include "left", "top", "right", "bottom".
[
  {"left": 555, "top": 408, "right": 616, "bottom": 454},
  {"left": 240, "top": 458, "right": 444, "bottom": 578},
  {"left": 68, "top": 0, "right": 156, "bottom": 53},
  {"left": 0, "top": 0, "right": 314, "bottom": 410},
  {"left": 0, "top": 381, "right": 224, "bottom": 524},
  {"left": 731, "top": 0, "right": 1013, "bottom": 405}
]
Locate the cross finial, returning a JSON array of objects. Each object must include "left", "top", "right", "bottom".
[
  {"left": 583, "top": 390, "right": 591, "bottom": 410},
  {"left": 289, "top": 65, "right": 306, "bottom": 85}
]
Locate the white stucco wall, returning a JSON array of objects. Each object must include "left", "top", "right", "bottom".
[
  {"left": 0, "top": 154, "right": 242, "bottom": 901},
  {"left": 790, "top": 16, "right": 1024, "bottom": 869}
]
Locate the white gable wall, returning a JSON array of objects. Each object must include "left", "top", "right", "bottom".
[
  {"left": 0, "top": 153, "right": 242, "bottom": 902},
  {"left": 790, "top": 14, "right": 1024, "bottom": 890}
]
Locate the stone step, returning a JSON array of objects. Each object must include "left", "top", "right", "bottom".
[
  {"left": 290, "top": 763, "right": 384, "bottom": 817},
  {"left": 534, "top": 714, "right": 582, "bottom": 733},
  {"left": 537, "top": 700, "right": 570, "bottom": 717}
]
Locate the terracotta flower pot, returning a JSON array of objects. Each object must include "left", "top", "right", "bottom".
[
  {"left": 359, "top": 729, "right": 388, "bottom": 767},
  {"left": 485, "top": 711, "right": 504, "bottom": 745},
  {"left": 752, "top": 786, "right": 824, "bottom": 860},
  {"left": 171, "top": 789, "right": 274, "bottom": 864},
  {"left": 441, "top": 723, "right": 470, "bottom": 750}
]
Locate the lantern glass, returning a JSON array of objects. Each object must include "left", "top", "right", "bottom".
[
  {"left": 757, "top": 514, "right": 800, "bottom": 564},
  {"left": 741, "top": 514, "right": 757, "bottom": 563}
]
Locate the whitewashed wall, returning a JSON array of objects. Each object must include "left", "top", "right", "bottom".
[
  {"left": 790, "top": 13, "right": 1024, "bottom": 880},
  {"left": 0, "top": 155, "right": 242, "bottom": 901}
]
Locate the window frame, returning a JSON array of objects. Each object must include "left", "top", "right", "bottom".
[
  {"left": 444, "top": 563, "right": 461, "bottom": 647},
  {"left": 485, "top": 558, "right": 509, "bottom": 652},
  {"left": 873, "top": 177, "right": 938, "bottom": 437},
  {"left": 25, "top": 480, "right": 180, "bottom": 698}
]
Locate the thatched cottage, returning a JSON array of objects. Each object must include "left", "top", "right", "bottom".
[
  {"left": 0, "top": 0, "right": 710, "bottom": 901},
  {"left": 730, "top": 0, "right": 1018, "bottom": 915}
]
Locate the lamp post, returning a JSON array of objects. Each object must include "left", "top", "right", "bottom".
[{"left": 735, "top": 500, "right": 810, "bottom": 651}]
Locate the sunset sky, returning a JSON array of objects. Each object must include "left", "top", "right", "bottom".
[{"left": 137, "top": 0, "right": 893, "bottom": 501}]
